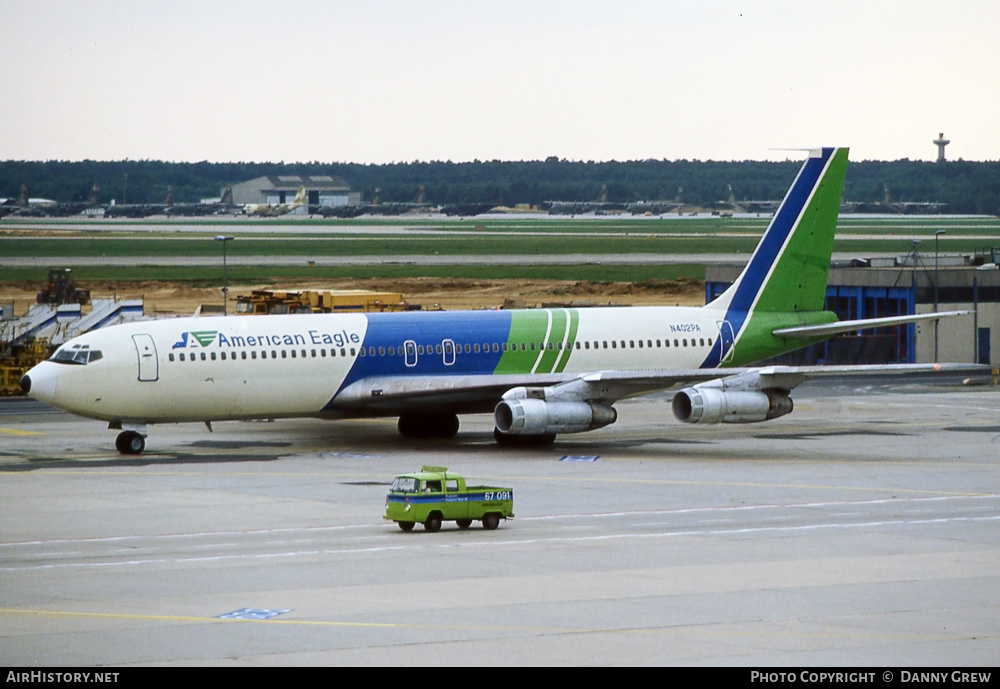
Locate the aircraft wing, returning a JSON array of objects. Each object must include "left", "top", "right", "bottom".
[
  {"left": 332, "top": 373, "right": 577, "bottom": 414},
  {"left": 330, "top": 362, "right": 990, "bottom": 416}
]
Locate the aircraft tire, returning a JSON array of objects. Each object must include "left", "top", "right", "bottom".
[
  {"left": 398, "top": 413, "right": 460, "bottom": 439},
  {"left": 116, "top": 431, "right": 145, "bottom": 455},
  {"left": 492, "top": 428, "right": 557, "bottom": 447}
]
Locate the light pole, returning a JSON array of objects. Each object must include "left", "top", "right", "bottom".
[
  {"left": 934, "top": 230, "right": 946, "bottom": 362},
  {"left": 215, "top": 235, "right": 234, "bottom": 315}
]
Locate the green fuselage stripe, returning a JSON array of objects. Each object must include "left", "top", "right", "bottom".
[
  {"left": 496, "top": 310, "right": 548, "bottom": 374},
  {"left": 535, "top": 309, "right": 567, "bottom": 373},
  {"left": 554, "top": 309, "right": 579, "bottom": 373},
  {"left": 494, "top": 308, "right": 581, "bottom": 374}
]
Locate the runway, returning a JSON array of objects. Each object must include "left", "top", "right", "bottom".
[{"left": 1, "top": 383, "right": 998, "bottom": 666}]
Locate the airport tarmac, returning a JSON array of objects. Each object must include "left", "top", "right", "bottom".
[{"left": 1, "top": 382, "right": 998, "bottom": 666}]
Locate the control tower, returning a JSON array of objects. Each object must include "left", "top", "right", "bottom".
[{"left": 933, "top": 132, "right": 950, "bottom": 162}]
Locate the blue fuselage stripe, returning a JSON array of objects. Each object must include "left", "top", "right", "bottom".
[{"left": 339, "top": 310, "right": 513, "bottom": 389}]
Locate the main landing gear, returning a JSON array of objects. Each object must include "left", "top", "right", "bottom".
[
  {"left": 115, "top": 430, "right": 146, "bottom": 455},
  {"left": 397, "top": 413, "right": 460, "bottom": 439},
  {"left": 492, "top": 428, "right": 556, "bottom": 447}
]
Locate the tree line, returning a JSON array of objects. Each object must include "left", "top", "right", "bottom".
[{"left": 2, "top": 157, "right": 999, "bottom": 214}]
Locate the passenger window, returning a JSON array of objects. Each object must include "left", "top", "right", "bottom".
[{"left": 169, "top": 353, "right": 175, "bottom": 362}]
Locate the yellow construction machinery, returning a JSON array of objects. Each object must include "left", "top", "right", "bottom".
[
  {"left": 1, "top": 338, "right": 50, "bottom": 396},
  {"left": 234, "top": 289, "right": 419, "bottom": 315}
]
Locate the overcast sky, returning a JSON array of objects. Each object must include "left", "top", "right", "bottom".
[{"left": 2, "top": 0, "right": 997, "bottom": 163}]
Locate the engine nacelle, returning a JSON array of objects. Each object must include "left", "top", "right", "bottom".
[
  {"left": 494, "top": 398, "right": 617, "bottom": 435},
  {"left": 671, "top": 386, "right": 793, "bottom": 424}
]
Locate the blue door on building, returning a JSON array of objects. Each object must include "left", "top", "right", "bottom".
[{"left": 978, "top": 328, "right": 991, "bottom": 365}]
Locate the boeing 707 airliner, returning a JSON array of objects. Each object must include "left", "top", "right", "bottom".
[{"left": 20, "top": 148, "right": 974, "bottom": 454}]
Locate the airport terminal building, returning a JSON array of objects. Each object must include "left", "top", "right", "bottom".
[
  {"left": 228, "top": 175, "right": 360, "bottom": 208},
  {"left": 706, "top": 255, "right": 1000, "bottom": 366}
]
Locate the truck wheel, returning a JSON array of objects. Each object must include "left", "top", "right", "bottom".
[
  {"left": 424, "top": 514, "right": 442, "bottom": 532},
  {"left": 456, "top": 519, "right": 472, "bottom": 529},
  {"left": 482, "top": 513, "right": 500, "bottom": 530},
  {"left": 397, "top": 521, "right": 415, "bottom": 532}
]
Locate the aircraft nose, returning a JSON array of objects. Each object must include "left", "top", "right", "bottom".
[{"left": 21, "top": 363, "right": 57, "bottom": 404}]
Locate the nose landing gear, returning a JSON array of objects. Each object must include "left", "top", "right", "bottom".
[{"left": 115, "top": 430, "right": 146, "bottom": 455}]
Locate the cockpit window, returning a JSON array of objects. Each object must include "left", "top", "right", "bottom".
[{"left": 51, "top": 346, "right": 102, "bottom": 365}]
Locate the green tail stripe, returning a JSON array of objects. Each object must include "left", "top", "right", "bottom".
[{"left": 752, "top": 148, "right": 849, "bottom": 314}]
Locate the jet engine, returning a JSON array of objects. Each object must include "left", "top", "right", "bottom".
[
  {"left": 494, "top": 389, "right": 617, "bottom": 436},
  {"left": 671, "top": 385, "right": 792, "bottom": 424}
]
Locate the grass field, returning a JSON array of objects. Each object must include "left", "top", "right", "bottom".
[{"left": 2, "top": 214, "right": 997, "bottom": 285}]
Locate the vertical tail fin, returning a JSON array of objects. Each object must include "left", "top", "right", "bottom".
[{"left": 707, "top": 147, "right": 849, "bottom": 316}]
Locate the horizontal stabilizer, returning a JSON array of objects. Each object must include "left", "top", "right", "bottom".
[{"left": 772, "top": 310, "right": 970, "bottom": 340}]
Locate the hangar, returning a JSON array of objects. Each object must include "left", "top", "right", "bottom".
[
  {"left": 227, "top": 175, "right": 361, "bottom": 209},
  {"left": 706, "top": 254, "right": 1000, "bottom": 366}
]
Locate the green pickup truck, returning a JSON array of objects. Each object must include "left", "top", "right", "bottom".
[{"left": 384, "top": 466, "right": 514, "bottom": 532}]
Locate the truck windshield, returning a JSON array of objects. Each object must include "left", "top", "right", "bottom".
[{"left": 391, "top": 477, "right": 419, "bottom": 493}]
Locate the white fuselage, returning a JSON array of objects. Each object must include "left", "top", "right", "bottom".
[{"left": 25, "top": 305, "right": 731, "bottom": 425}]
